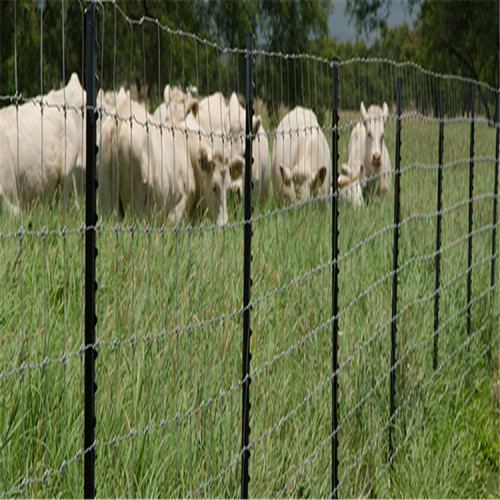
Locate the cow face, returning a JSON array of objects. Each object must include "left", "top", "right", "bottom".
[
  {"left": 337, "top": 162, "right": 365, "bottom": 208},
  {"left": 279, "top": 164, "right": 327, "bottom": 204},
  {"left": 361, "top": 101, "right": 388, "bottom": 171},
  {"left": 198, "top": 146, "right": 243, "bottom": 226}
]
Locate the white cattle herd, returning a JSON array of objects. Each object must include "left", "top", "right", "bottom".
[{"left": 0, "top": 72, "right": 392, "bottom": 224}]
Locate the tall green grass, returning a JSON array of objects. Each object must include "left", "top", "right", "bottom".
[{"left": 0, "top": 112, "right": 498, "bottom": 498}]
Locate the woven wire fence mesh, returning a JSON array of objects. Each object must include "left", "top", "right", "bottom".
[{"left": 0, "top": 2, "right": 498, "bottom": 498}]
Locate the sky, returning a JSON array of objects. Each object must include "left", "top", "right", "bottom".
[{"left": 328, "top": 0, "right": 419, "bottom": 44}]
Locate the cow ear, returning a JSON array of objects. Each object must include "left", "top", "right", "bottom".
[
  {"left": 164, "top": 84, "right": 171, "bottom": 104},
  {"left": 252, "top": 114, "right": 261, "bottom": 135},
  {"left": 337, "top": 174, "right": 352, "bottom": 189},
  {"left": 279, "top": 165, "right": 291, "bottom": 186},
  {"left": 199, "top": 144, "right": 214, "bottom": 173},
  {"left": 230, "top": 157, "right": 244, "bottom": 180},
  {"left": 229, "top": 92, "right": 239, "bottom": 110},
  {"left": 341, "top": 163, "right": 351, "bottom": 176},
  {"left": 383, "top": 102, "right": 389, "bottom": 124},
  {"left": 360, "top": 101, "right": 367, "bottom": 121},
  {"left": 314, "top": 166, "right": 327, "bottom": 189},
  {"left": 186, "top": 100, "right": 198, "bottom": 118}
]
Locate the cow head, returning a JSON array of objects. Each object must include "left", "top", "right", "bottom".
[
  {"left": 361, "top": 101, "right": 388, "bottom": 170},
  {"left": 337, "top": 162, "right": 365, "bottom": 208},
  {"left": 196, "top": 144, "right": 243, "bottom": 226},
  {"left": 223, "top": 92, "right": 261, "bottom": 156},
  {"left": 279, "top": 164, "right": 327, "bottom": 204}
]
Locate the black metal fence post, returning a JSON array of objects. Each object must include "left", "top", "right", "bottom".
[
  {"left": 492, "top": 91, "right": 499, "bottom": 299},
  {"left": 467, "top": 86, "right": 475, "bottom": 336},
  {"left": 241, "top": 32, "right": 254, "bottom": 500},
  {"left": 331, "top": 57, "right": 340, "bottom": 500},
  {"left": 84, "top": 1, "right": 98, "bottom": 498},
  {"left": 433, "top": 90, "right": 445, "bottom": 370},
  {"left": 389, "top": 77, "right": 402, "bottom": 461}
]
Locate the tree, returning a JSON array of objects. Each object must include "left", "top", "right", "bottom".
[
  {"left": 259, "top": 0, "right": 331, "bottom": 54},
  {"left": 346, "top": 0, "right": 499, "bottom": 90},
  {"left": 1, "top": 0, "right": 333, "bottom": 110}
]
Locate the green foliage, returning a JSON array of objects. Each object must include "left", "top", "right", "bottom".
[
  {"left": 0, "top": 1, "right": 84, "bottom": 100},
  {"left": 1, "top": 0, "right": 333, "bottom": 108},
  {"left": 345, "top": 0, "right": 499, "bottom": 91},
  {"left": 259, "top": 0, "right": 330, "bottom": 54},
  {"left": 372, "top": 22, "right": 417, "bottom": 61},
  {"left": 415, "top": 1, "right": 499, "bottom": 88}
]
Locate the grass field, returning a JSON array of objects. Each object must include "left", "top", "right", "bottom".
[{"left": 0, "top": 108, "right": 498, "bottom": 498}]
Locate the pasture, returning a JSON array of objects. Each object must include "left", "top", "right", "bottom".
[{"left": 0, "top": 100, "right": 498, "bottom": 498}]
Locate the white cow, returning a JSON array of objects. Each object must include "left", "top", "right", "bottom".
[
  {"left": 108, "top": 98, "right": 241, "bottom": 226},
  {"left": 337, "top": 122, "right": 365, "bottom": 208},
  {"left": 360, "top": 101, "right": 391, "bottom": 194},
  {"left": 272, "top": 106, "right": 331, "bottom": 205},
  {"left": 153, "top": 84, "right": 198, "bottom": 124},
  {"left": 97, "top": 87, "right": 130, "bottom": 117},
  {"left": 0, "top": 124, "right": 19, "bottom": 215},
  {"left": 197, "top": 92, "right": 228, "bottom": 139},
  {"left": 0, "top": 73, "right": 85, "bottom": 214},
  {"left": 222, "top": 92, "right": 269, "bottom": 203},
  {"left": 96, "top": 87, "right": 132, "bottom": 217}
]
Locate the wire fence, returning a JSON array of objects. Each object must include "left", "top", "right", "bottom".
[{"left": 0, "top": 2, "right": 498, "bottom": 498}]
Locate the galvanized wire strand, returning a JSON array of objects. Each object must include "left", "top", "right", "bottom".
[
  {"left": 337, "top": 316, "right": 493, "bottom": 494},
  {"left": 369, "top": 338, "right": 495, "bottom": 497},
  {"left": 37, "top": 10, "right": 51, "bottom": 494},
  {"left": 338, "top": 57, "right": 498, "bottom": 96},
  {"left": 6, "top": 282, "right": 492, "bottom": 500},
  {"left": 42, "top": 225, "right": 500, "bottom": 498},
  {"left": 0, "top": 442, "right": 95, "bottom": 499},
  {"left": 11, "top": 1, "right": 27, "bottom": 495},
  {"left": 276, "top": 286, "right": 495, "bottom": 499},
  {"left": 250, "top": 249, "right": 497, "bottom": 417},
  {"left": 3, "top": 155, "right": 493, "bottom": 239},
  {"left": 2, "top": 219, "right": 494, "bottom": 385}
]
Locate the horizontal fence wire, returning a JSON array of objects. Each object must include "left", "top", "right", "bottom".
[{"left": 0, "top": 3, "right": 498, "bottom": 499}]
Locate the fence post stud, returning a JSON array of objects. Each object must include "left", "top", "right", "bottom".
[
  {"left": 467, "top": 86, "right": 475, "bottom": 336},
  {"left": 331, "top": 57, "right": 340, "bottom": 500},
  {"left": 389, "top": 76, "right": 402, "bottom": 462},
  {"left": 433, "top": 90, "right": 445, "bottom": 370},
  {"left": 241, "top": 32, "right": 255, "bottom": 500},
  {"left": 84, "top": 1, "right": 98, "bottom": 498},
  {"left": 491, "top": 91, "right": 499, "bottom": 300}
]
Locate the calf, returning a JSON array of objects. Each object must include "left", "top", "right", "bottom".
[
  {"left": 272, "top": 106, "right": 331, "bottom": 205},
  {"left": 360, "top": 101, "right": 391, "bottom": 194},
  {"left": 338, "top": 122, "right": 365, "bottom": 208}
]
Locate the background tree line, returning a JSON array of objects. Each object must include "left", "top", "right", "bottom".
[{"left": 0, "top": 0, "right": 498, "bottom": 118}]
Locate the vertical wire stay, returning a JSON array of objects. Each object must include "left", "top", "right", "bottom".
[
  {"left": 241, "top": 32, "right": 254, "bottom": 500},
  {"left": 492, "top": 91, "right": 499, "bottom": 300},
  {"left": 84, "top": 1, "right": 98, "bottom": 498},
  {"left": 60, "top": 0, "right": 68, "bottom": 495},
  {"left": 39, "top": 3, "right": 50, "bottom": 495},
  {"left": 467, "top": 86, "right": 475, "bottom": 337},
  {"left": 389, "top": 76, "right": 402, "bottom": 463},
  {"left": 12, "top": 0, "right": 27, "bottom": 495},
  {"left": 433, "top": 90, "right": 445, "bottom": 370},
  {"left": 331, "top": 57, "right": 340, "bottom": 500}
]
